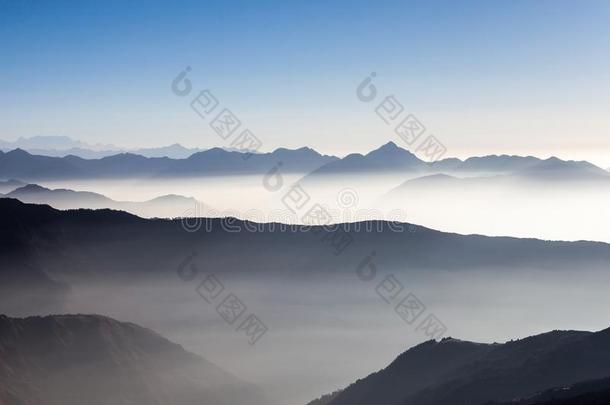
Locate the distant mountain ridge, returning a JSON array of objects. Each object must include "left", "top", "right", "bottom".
[
  {"left": 0, "top": 314, "right": 269, "bottom": 405},
  {"left": 0, "top": 146, "right": 337, "bottom": 180},
  {"left": 0, "top": 135, "right": 320, "bottom": 160},
  {"left": 0, "top": 136, "right": 207, "bottom": 159},
  {"left": 309, "top": 327, "right": 610, "bottom": 405},
  {"left": 296, "top": 142, "right": 609, "bottom": 183},
  {"left": 1, "top": 183, "right": 208, "bottom": 218},
  {"left": 0, "top": 135, "right": 115, "bottom": 151},
  {"left": 1, "top": 138, "right": 607, "bottom": 181},
  {"left": 384, "top": 157, "right": 610, "bottom": 199}
]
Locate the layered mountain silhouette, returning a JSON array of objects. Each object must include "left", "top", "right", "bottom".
[
  {"left": 0, "top": 136, "right": 115, "bottom": 152},
  {"left": 308, "top": 327, "right": 610, "bottom": 405},
  {"left": 1, "top": 141, "right": 607, "bottom": 182},
  {"left": 385, "top": 159, "right": 610, "bottom": 200},
  {"left": 0, "top": 314, "right": 268, "bottom": 405},
  {"left": 0, "top": 136, "right": 207, "bottom": 159},
  {"left": 513, "top": 157, "right": 610, "bottom": 181},
  {"left": 163, "top": 146, "right": 336, "bottom": 176},
  {"left": 2, "top": 199, "right": 610, "bottom": 314},
  {"left": 2, "top": 184, "right": 209, "bottom": 218},
  {"left": 431, "top": 152, "right": 608, "bottom": 180},
  {"left": 0, "top": 147, "right": 336, "bottom": 180},
  {"left": 434, "top": 154, "right": 542, "bottom": 173},
  {"left": 302, "top": 143, "right": 609, "bottom": 182}
]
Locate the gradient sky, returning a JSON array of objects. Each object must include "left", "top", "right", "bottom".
[{"left": 1, "top": 0, "right": 610, "bottom": 164}]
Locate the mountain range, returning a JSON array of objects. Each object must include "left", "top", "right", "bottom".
[
  {"left": 301, "top": 142, "right": 609, "bottom": 183},
  {"left": 0, "top": 314, "right": 268, "bottom": 405},
  {"left": 308, "top": 327, "right": 610, "bottom": 405},
  {"left": 1, "top": 140, "right": 607, "bottom": 182},
  {"left": 0, "top": 146, "right": 337, "bottom": 180},
  {"left": 2, "top": 198, "right": 610, "bottom": 315},
  {"left": 0, "top": 136, "right": 208, "bottom": 159},
  {"left": 1, "top": 184, "right": 208, "bottom": 218}
]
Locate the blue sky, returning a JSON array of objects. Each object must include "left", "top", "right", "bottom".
[{"left": 1, "top": 0, "right": 610, "bottom": 163}]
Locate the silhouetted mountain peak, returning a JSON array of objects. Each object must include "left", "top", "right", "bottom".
[
  {"left": 375, "top": 140, "right": 400, "bottom": 150},
  {"left": 272, "top": 146, "right": 325, "bottom": 158},
  {"left": 146, "top": 194, "right": 196, "bottom": 203},
  {"left": 13, "top": 184, "right": 51, "bottom": 193},
  {"left": 304, "top": 141, "right": 426, "bottom": 176},
  {"left": 6, "top": 148, "right": 31, "bottom": 157},
  {"left": 367, "top": 141, "right": 417, "bottom": 158},
  {"left": 100, "top": 152, "right": 153, "bottom": 161},
  {"left": 186, "top": 147, "right": 244, "bottom": 161}
]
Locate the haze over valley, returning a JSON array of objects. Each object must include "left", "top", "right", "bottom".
[
  {"left": 2, "top": 139, "right": 610, "bottom": 242},
  {"left": 3, "top": 1, "right": 610, "bottom": 404}
]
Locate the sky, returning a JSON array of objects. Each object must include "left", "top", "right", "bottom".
[{"left": 1, "top": 0, "right": 610, "bottom": 165}]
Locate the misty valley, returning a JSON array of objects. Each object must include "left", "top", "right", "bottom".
[
  {"left": 2, "top": 141, "right": 610, "bottom": 405},
  {"left": 3, "top": 2, "right": 610, "bottom": 404}
]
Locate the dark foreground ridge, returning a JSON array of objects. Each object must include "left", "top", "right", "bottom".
[
  {"left": 308, "top": 328, "right": 610, "bottom": 405},
  {"left": 2, "top": 198, "right": 610, "bottom": 314},
  {"left": 0, "top": 314, "right": 268, "bottom": 405}
]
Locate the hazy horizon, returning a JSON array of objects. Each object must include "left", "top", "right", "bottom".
[{"left": 2, "top": 1, "right": 610, "bottom": 166}]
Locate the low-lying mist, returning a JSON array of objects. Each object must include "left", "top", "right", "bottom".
[
  {"left": 32, "top": 266, "right": 609, "bottom": 405},
  {"left": 38, "top": 173, "right": 610, "bottom": 243},
  {"left": 10, "top": 172, "right": 610, "bottom": 403}
]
